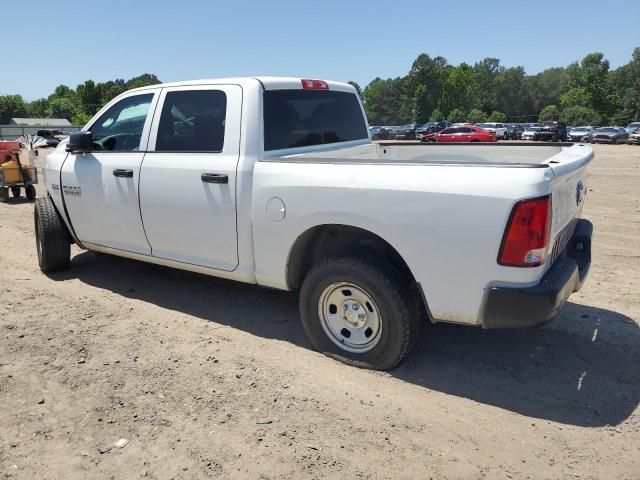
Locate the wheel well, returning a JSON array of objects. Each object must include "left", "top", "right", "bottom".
[{"left": 287, "top": 224, "right": 414, "bottom": 290}]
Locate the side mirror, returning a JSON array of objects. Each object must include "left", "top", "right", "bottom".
[{"left": 66, "top": 131, "right": 93, "bottom": 153}]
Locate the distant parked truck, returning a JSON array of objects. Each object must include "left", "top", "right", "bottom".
[{"left": 533, "top": 121, "right": 568, "bottom": 142}]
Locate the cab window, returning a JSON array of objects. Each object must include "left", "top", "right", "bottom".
[
  {"left": 156, "top": 90, "right": 227, "bottom": 152},
  {"left": 90, "top": 94, "right": 153, "bottom": 152}
]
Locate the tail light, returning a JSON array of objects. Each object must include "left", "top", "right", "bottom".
[
  {"left": 301, "top": 79, "right": 329, "bottom": 90},
  {"left": 498, "top": 195, "right": 552, "bottom": 267}
]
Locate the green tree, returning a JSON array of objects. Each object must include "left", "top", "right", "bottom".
[
  {"left": 467, "top": 108, "right": 486, "bottom": 124},
  {"left": 429, "top": 108, "right": 444, "bottom": 122},
  {"left": 539, "top": 105, "right": 560, "bottom": 122},
  {"left": 48, "top": 97, "right": 77, "bottom": 120},
  {"left": 473, "top": 58, "right": 503, "bottom": 112},
  {"left": 441, "top": 63, "right": 477, "bottom": 115},
  {"left": 76, "top": 80, "right": 102, "bottom": 116},
  {"left": 412, "top": 84, "right": 430, "bottom": 123},
  {"left": 0, "top": 95, "right": 27, "bottom": 123},
  {"left": 526, "top": 67, "right": 569, "bottom": 112},
  {"left": 488, "top": 111, "right": 507, "bottom": 122},
  {"left": 447, "top": 108, "right": 465, "bottom": 123},
  {"left": 347, "top": 81, "right": 362, "bottom": 97},
  {"left": 362, "top": 77, "right": 409, "bottom": 125},
  {"left": 494, "top": 67, "right": 531, "bottom": 117},
  {"left": 126, "top": 73, "right": 161, "bottom": 90},
  {"left": 561, "top": 106, "right": 601, "bottom": 126},
  {"left": 406, "top": 54, "right": 450, "bottom": 118},
  {"left": 560, "top": 87, "right": 592, "bottom": 109},
  {"left": 26, "top": 98, "right": 50, "bottom": 118}
]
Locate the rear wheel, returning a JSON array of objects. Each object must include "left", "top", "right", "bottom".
[
  {"left": 34, "top": 197, "right": 71, "bottom": 273},
  {"left": 0, "top": 187, "right": 9, "bottom": 203},
  {"left": 11, "top": 186, "right": 21, "bottom": 198},
  {"left": 300, "top": 257, "right": 421, "bottom": 370}
]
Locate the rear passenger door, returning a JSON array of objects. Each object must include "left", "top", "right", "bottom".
[{"left": 139, "top": 85, "right": 242, "bottom": 271}]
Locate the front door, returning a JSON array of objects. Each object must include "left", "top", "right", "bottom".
[
  {"left": 60, "top": 91, "right": 159, "bottom": 254},
  {"left": 139, "top": 85, "right": 242, "bottom": 271}
]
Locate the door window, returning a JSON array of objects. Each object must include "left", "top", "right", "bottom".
[
  {"left": 90, "top": 94, "right": 153, "bottom": 152},
  {"left": 156, "top": 90, "right": 227, "bottom": 152}
]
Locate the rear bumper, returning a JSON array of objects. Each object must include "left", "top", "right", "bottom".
[{"left": 482, "top": 219, "right": 592, "bottom": 329}]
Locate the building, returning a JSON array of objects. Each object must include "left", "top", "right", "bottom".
[{"left": 9, "top": 118, "right": 72, "bottom": 126}]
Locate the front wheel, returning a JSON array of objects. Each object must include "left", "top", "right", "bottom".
[
  {"left": 299, "top": 257, "right": 421, "bottom": 370},
  {"left": 34, "top": 197, "right": 71, "bottom": 273}
]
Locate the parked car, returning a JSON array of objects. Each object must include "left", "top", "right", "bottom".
[
  {"left": 38, "top": 76, "right": 593, "bottom": 370},
  {"left": 626, "top": 122, "right": 640, "bottom": 134},
  {"left": 590, "top": 127, "right": 629, "bottom": 144},
  {"left": 394, "top": 124, "right": 419, "bottom": 140},
  {"left": 369, "top": 126, "right": 392, "bottom": 140},
  {"left": 521, "top": 125, "right": 541, "bottom": 140},
  {"left": 626, "top": 128, "right": 640, "bottom": 145},
  {"left": 476, "top": 123, "right": 508, "bottom": 140},
  {"left": 435, "top": 126, "right": 497, "bottom": 143},
  {"left": 567, "top": 126, "right": 593, "bottom": 142},
  {"left": 505, "top": 124, "right": 524, "bottom": 140},
  {"left": 36, "top": 130, "right": 61, "bottom": 147},
  {"left": 415, "top": 121, "right": 448, "bottom": 140}
]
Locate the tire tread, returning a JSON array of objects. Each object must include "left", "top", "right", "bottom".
[{"left": 35, "top": 197, "right": 70, "bottom": 272}]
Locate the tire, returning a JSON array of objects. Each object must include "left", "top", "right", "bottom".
[
  {"left": 34, "top": 197, "right": 71, "bottom": 273},
  {"left": 299, "top": 257, "right": 421, "bottom": 370},
  {"left": 0, "top": 187, "right": 8, "bottom": 203},
  {"left": 25, "top": 184, "right": 36, "bottom": 201},
  {"left": 11, "top": 186, "right": 21, "bottom": 198}
]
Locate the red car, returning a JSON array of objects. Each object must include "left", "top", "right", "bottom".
[{"left": 435, "top": 126, "right": 496, "bottom": 143}]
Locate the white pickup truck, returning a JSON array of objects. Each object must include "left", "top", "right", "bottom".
[{"left": 35, "top": 77, "right": 593, "bottom": 370}]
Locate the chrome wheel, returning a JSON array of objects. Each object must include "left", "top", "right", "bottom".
[{"left": 318, "top": 282, "right": 382, "bottom": 353}]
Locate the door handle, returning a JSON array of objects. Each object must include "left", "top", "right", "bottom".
[
  {"left": 113, "top": 169, "right": 133, "bottom": 178},
  {"left": 201, "top": 173, "right": 228, "bottom": 184}
]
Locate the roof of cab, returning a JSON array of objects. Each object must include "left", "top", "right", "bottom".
[{"left": 127, "top": 77, "right": 355, "bottom": 93}]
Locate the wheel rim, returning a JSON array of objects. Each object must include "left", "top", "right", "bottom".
[{"left": 318, "top": 282, "right": 382, "bottom": 353}]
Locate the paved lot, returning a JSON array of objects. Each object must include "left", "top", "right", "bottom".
[{"left": 1, "top": 144, "right": 639, "bottom": 479}]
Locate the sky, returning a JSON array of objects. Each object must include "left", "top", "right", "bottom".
[{"left": 3, "top": 0, "right": 639, "bottom": 100}]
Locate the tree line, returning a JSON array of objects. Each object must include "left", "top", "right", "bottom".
[
  {"left": 353, "top": 48, "right": 640, "bottom": 126},
  {"left": 2, "top": 49, "right": 639, "bottom": 127},
  {"left": 0, "top": 74, "right": 160, "bottom": 125}
]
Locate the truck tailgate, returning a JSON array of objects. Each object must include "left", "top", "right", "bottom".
[{"left": 546, "top": 145, "right": 593, "bottom": 266}]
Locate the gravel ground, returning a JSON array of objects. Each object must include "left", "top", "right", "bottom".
[{"left": 1, "top": 144, "right": 639, "bottom": 479}]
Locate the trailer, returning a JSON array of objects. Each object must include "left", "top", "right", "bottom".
[{"left": 0, "top": 141, "right": 37, "bottom": 203}]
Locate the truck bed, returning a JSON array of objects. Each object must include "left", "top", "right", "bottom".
[{"left": 272, "top": 142, "right": 589, "bottom": 168}]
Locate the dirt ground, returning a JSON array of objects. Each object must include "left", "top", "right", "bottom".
[{"left": 1, "top": 144, "right": 639, "bottom": 479}]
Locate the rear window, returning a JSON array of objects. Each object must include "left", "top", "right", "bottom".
[{"left": 263, "top": 89, "right": 368, "bottom": 151}]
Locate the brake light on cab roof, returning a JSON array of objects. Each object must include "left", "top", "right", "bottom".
[{"left": 301, "top": 79, "right": 329, "bottom": 90}]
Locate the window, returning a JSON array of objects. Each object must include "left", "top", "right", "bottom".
[
  {"left": 264, "top": 90, "right": 368, "bottom": 151},
  {"left": 90, "top": 94, "right": 153, "bottom": 151},
  {"left": 459, "top": 127, "right": 473, "bottom": 133},
  {"left": 156, "top": 90, "right": 227, "bottom": 152}
]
